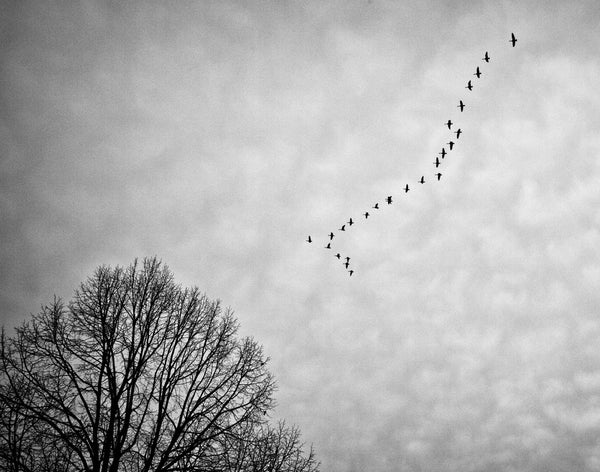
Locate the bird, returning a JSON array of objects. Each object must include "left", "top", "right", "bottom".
[
  {"left": 457, "top": 100, "right": 465, "bottom": 112},
  {"left": 404, "top": 184, "right": 409, "bottom": 193},
  {"left": 306, "top": 236, "right": 312, "bottom": 243},
  {"left": 345, "top": 256, "right": 350, "bottom": 263},
  {"left": 445, "top": 119, "right": 453, "bottom": 129},
  {"left": 419, "top": 176, "right": 425, "bottom": 184},
  {"left": 325, "top": 242, "right": 331, "bottom": 249},
  {"left": 335, "top": 253, "right": 341, "bottom": 259},
  {"left": 328, "top": 232, "right": 334, "bottom": 240},
  {"left": 348, "top": 270, "right": 354, "bottom": 276},
  {"left": 434, "top": 157, "right": 441, "bottom": 168},
  {"left": 510, "top": 32, "right": 517, "bottom": 47},
  {"left": 439, "top": 148, "right": 447, "bottom": 159},
  {"left": 373, "top": 203, "right": 379, "bottom": 209},
  {"left": 466, "top": 80, "right": 473, "bottom": 91},
  {"left": 454, "top": 128, "right": 462, "bottom": 139},
  {"left": 474, "top": 66, "right": 482, "bottom": 79},
  {"left": 483, "top": 51, "right": 490, "bottom": 62},
  {"left": 344, "top": 261, "right": 350, "bottom": 269},
  {"left": 339, "top": 224, "right": 345, "bottom": 231},
  {"left": 364, "top": 212, "right": 369, "bottom": 218},
  {"left": 347, "top": 218, "right": 354, "bottom": 226},
  {"left": 436, "top": 172, "right": 442, "bottom": 181},
  {"left": 447, "top": 141, "right": 454, "bottom": 150},
  {"left": 386, "top": 196, "right": 392, "bottom": 204}
]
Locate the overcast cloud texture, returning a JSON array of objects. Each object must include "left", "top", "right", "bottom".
[{"left": 2, "top": 1, "right": 600, "bottom": 470}]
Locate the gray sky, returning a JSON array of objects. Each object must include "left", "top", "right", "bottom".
[{"left": 2, "top": 1, "right": 600, "bottom": 470}]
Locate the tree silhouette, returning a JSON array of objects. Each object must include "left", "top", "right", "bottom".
[
  {"left": 218, "top": 421, "right": 318, "bottom": 472},
  {"left": 0, "top": 257, "right": 318, "bottom": 472}
]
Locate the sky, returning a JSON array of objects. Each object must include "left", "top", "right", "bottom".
[{"left": 2, "top": 0, "right": 600, "bottom": 470}]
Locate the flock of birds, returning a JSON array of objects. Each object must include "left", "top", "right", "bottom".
[{"left": 306, "top": 33, "right": 518, "bottom": 276}]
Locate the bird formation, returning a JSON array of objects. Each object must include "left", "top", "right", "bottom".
[{"left": 306, "top": 34, "right": 518, "bottom": 276}]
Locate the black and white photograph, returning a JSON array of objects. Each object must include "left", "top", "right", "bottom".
[{"left": 2, "top": 1, "right": 600, "bottom": 471}]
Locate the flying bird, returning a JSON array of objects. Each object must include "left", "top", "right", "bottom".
[
  {"left": 328, "top": 232, "right": 334, "bottom": 240},
  {"left": 447, "top": 141, "right": 454, "bottom": 150},
  {"left": 348, "top": 218, "right": 354, "bottom": 226},
  {"left": 436, "top": 172, "right": 442, "bottom": 181},
  {"left": 474, "top": 66, "right": 482, "bottom": 78},
  {"left": 466, "top": 80, "right": 473, "bottom": 91},
  {"left": 434, "top": 157, "right": 441, "bottom": 168},
  {"left": 373, "top": 203, "right": 379, "bottom": 209},
  {"left": 348, "top": 270, "right": 354, "bottom": 276},
  {"left": 419, "top": 176, "right": 425, "bottom": 184},
  {"left": 445, "top": 119, "right": 453, "bottom": 129},
  {"left": 483, "top": 51, "right": 490, "bottom": 62},
  {"left": 404, "top": 184, "right": 409, "bottom": 193},
  {"left": 335, "top": 253, "right": 341, "bottom": 259},
  {"left": 454, "top": 128, "right": 462, "bottom": 139},
  {"left": 344, "top": 261, "right": 350, "bottom": 269},
  {"left": 325, "top": 242, "right": 331, "bottom": 249},
  {"left": 386, "top": 196, "right": 392, "bottom": 204},
  {"left": 345, "top": 256, "right": 350, "bottom": 263},
  {"left": 364, "top": 212, "right": 370, "bottom": 218},
  {"left": 339, "top": 224, "right": 346, "bottom": 231},
  {"left": 510, "top": 32, "right": 517, "bottom": 47},
  {"left": 457, "top": 100, "right": 465, "bottom": 112},
  {"left": 306, "top": 236, "right": 312, "bottom": 243},
  {"left": 439, "top": 148, "right": 447, "bottom": 158}
]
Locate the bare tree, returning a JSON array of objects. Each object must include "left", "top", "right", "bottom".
[
  {"left": 217, "top": 421, "right": 319, "bottom": 472},
  {"left": 0, "top": 384, "right": 76, "bottom": 472},
  {"left": 0, "top": 258, "right": 317, "bottom": 472}
]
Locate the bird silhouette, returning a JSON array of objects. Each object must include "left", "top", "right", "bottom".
[
  {"left": 306, "top": 37, "right": 509, "bottom": 270},
  {"left": 510, "top": 32, "right": 517, "bottom": 47}
]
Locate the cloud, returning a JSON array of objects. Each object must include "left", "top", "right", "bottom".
[{"left": 2, "top": 1, "right": 600, "bottom": 471}]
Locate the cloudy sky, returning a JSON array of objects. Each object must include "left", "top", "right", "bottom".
[{"left": 2, "top": 0, "right": 600, "bottom": 470}]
